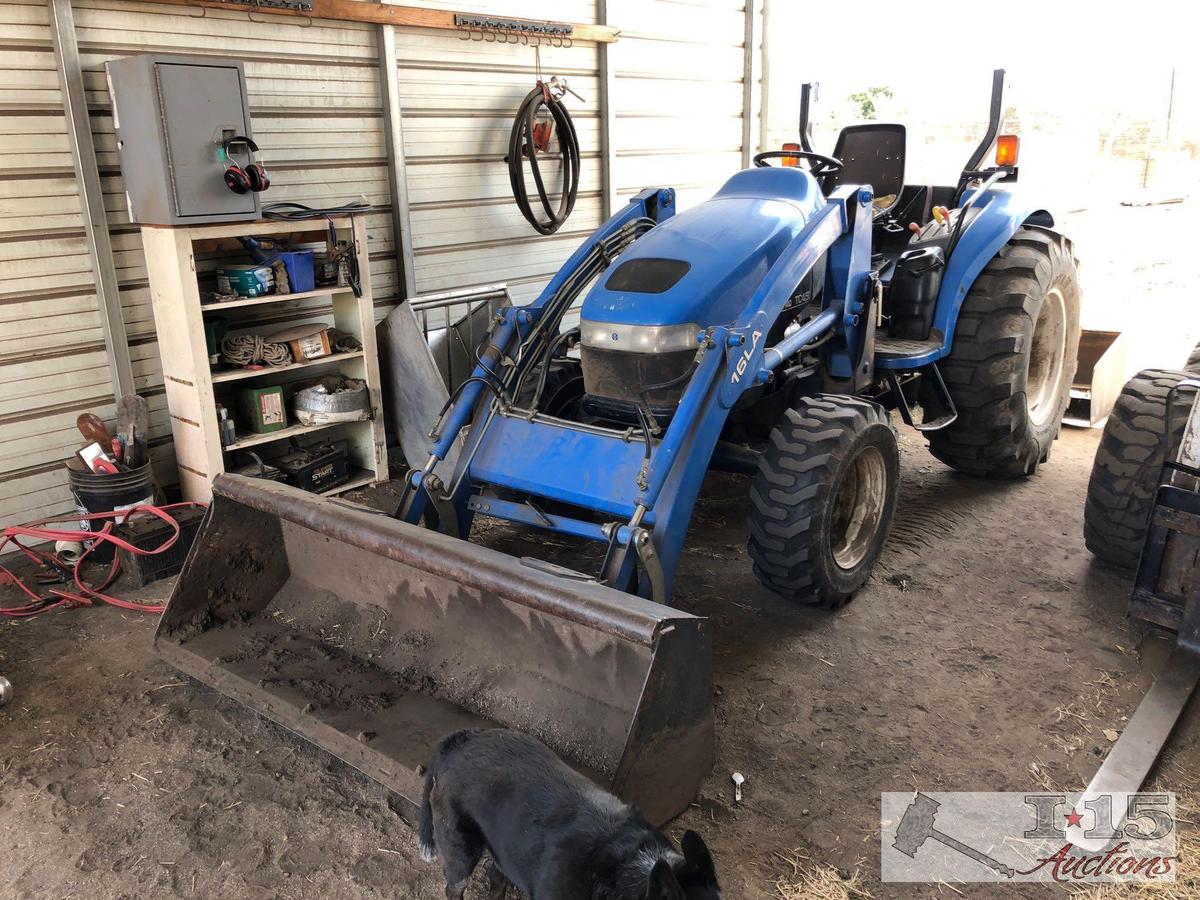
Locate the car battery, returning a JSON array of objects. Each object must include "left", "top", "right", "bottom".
[
  {"left": 275, "top": 442, "right": 349, "bottom": 494},
  {"left": 115, "top": 506, "right": 207, "bottom": 587},
  {"left": 228, "top": 452, "right": 286, "bottom": 482}
]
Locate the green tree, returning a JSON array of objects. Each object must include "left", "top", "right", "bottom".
[{"left": 848, "top": 86, "right": 894, "bottom": 120}]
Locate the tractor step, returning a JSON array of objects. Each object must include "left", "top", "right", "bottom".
[
  {"left": 886, "top": 365, "right": 958, "bottom": 432},
  {"left": 873, "top": 332, "right": 944, "bottom": 369}
]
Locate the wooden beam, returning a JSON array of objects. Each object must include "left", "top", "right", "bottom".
[{"left": 147, "top": 0, "right": 620, "bottom": 43}]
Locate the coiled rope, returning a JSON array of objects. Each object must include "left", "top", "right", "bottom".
[{"left": 221, "top": 334, "right": 292, "bottom": 368}]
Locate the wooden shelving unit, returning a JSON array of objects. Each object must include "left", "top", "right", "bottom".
[{"left": 141, "top": 214, "right": 387, "bottom": 502}]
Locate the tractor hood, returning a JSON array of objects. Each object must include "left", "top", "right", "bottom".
[{"left": 579, "top": 167, "right": 825, "bottom": 342}]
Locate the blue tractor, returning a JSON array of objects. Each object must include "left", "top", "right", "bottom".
[
  {"left": 403, "top": 68, "right": 1081, "bottom": 607},
  {"left": 159, "top": 69, "right": 1081, "bottom": 826}
]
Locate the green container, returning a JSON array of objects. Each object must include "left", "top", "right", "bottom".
[
  {"left": 217, "top": 264, "right": 274, "bottom": 298},
  {"left": 204, "top": 318, "right": 228, "bottom": 365},
  {"left": 239, "top": 385, "right": 287, "bottom": 434}
]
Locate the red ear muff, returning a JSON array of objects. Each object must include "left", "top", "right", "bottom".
[
  {"left": 221, "top": 135, "right": 266, "bottom": 194},
  {"left": 245, "top": 163, "right": 270, "bottom": 193},
  {"left": 224, "top": 163, "right": 251, "bottom": 194}
]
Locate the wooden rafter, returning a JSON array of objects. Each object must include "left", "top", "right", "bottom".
[{"left": 146, "top": 0, "right": 620, "bottom": 43}]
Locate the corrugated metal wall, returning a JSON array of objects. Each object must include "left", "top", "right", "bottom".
[
  {"left": 1, "top": 0, "right": 760, "bottom": 539},
  {"left": 609, "top": 0, "right": 751, "bottom": 210},
  {"left": 394, "top": 0, "right": 603, "bottom": 307},
  {"left": 0, "top": 0, "right": 116, "bottom": 528}
]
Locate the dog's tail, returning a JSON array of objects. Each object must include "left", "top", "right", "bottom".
[{"left": 418, "top": 729, "right": 478, "bottom": 863}]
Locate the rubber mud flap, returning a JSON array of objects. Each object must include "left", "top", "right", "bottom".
[{"left": 155, "top": 475, "right": 714, "bottom": 825}]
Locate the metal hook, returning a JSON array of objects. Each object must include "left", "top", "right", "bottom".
[
  {"left": 459, "top": 24, "right": 471, "bottom": 40},
  {"left": 186, "top": 3, "right": 206, "bottom": 18},
  {"left": 471, "top": 26, "right": 484, "bottom": 41},
  {"left": 247, "top": 7, "right": 311, "bottom": 27},
  {"left": 564, "top": 36, "right": 573, "bottom": 49}
]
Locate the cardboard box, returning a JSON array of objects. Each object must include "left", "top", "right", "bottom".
[{"left": 269, "top": 323, "right": 331, "bottom": 362}]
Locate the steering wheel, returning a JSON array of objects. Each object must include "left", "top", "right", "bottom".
[{"left": 753, "top": 150, "right": 843, "bottom": 179}]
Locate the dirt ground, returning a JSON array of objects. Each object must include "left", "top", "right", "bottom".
[{"left": 3, "top": 422, "right": 1198, "bottom": 899}]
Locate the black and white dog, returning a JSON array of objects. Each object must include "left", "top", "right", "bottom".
[{"left": 418, "top": 729, "right": 721, "bottom": 900}]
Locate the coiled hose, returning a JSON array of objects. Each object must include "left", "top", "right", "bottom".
[{"left": 508, "top": 84, "right": 580, "bottom": 235}]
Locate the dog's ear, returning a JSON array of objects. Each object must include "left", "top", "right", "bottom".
[
  {"left": 648, "top": 859, "right": 685, "bottom": 900},
  {"left": 681, "top": 831, "right": 716, "bottom": 882}
]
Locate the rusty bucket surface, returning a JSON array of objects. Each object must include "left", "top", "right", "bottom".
[{"left": 155, "top": 475, "right": 714, "bottom": 825}]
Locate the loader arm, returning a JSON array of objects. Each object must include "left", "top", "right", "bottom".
[{"left": 408, "top": 183, "right": 875, "bottom": 602}]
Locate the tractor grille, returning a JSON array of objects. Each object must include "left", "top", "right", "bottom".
[{"left": 580, "top": 346, "right": 696, "bottom": 412}]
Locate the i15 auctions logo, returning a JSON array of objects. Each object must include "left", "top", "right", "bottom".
[{"left": 882, "top": 791, "right": 1177, "bottom": 883}]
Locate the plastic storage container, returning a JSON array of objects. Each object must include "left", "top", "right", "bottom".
[{"left": 276, "top": 251, "right": 315, "bottom": 293}]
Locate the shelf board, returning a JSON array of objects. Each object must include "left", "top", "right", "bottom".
[
  {"left": 211, "top": 350, "right": 364, "bottom": 384},
  {"left": 224, "top": 418, "right": 363, "bottom": 451},
  {"left": 201, "top": 286, "right": 353, "bottom": 312}
]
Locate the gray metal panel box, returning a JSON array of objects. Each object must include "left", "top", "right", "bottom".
[{"left": 105, "top": 54, "right": 260, "bottom": 225}]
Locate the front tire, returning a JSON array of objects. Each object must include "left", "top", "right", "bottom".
[
  {"left": 748, "top": 395, "right": 899, "bottom": 608},
  {"left": 927, "top": 226, "right": 1081, "bottom": 478}
]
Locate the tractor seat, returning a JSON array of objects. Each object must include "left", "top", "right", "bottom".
[{"left": 822, "top": 124, "right": 906, "bottom": 216}]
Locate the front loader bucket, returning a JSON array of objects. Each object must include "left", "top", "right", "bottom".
[{"left": 155, "top": 475, "right": 713, "bottom": 825}]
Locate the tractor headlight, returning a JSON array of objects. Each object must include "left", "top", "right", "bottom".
[
  {"left": 579, "top": 320, "right": 701, "bottom": 413},
  {"left": 579, "top": 321, "right": 701, "bottom": 354}
]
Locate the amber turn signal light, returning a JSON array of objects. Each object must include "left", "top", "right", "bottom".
[{"left": 995, "top": 134, "right": 1019, "bottom": 167}]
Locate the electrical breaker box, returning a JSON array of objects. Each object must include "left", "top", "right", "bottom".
[{"left": 105, "top": 54, "right": 260, "bottom": 225}]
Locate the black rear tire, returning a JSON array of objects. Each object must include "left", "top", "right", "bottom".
[
  {"left": 520, "top": 359, "right": 585, "bottom": 418},
  {"left": 1083, "top": 369, "right": 1193, "bottom": 570},
  {"left": 747, "top": 395, "right": 899, "bottom": 608},
  {"left": 927, "top": 225, "right": 1081, "bottom": 478}
]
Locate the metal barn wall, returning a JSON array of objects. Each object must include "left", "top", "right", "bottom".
[
  {"left": 608, "top": 0, "right": 756, "bottom": 211},
  {"left": 392, "top": 0, "right": 759, "bottom": 305},
  {"left": 1, "top": 0, "right": 761, "bottom": 539},
  {"left": 393, "top": 0, "right": 603, "bottom": 307},
  {"left": 0, "top": 0, "right": 117, "bottom": 528}
]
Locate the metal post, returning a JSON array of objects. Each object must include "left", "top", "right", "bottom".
[
  {"left": 597, "top": 0, "right": 618, "bottom": 219},
  {"left": 740, "top": 0, "right": 761, "bottom": 169},
  {"left": 48, "top": 0, "right": 134, "bottom": 398},
  {"left": 758, "top": 0, "right": 771, "bottom": 153},
  {"left": 377, "top": 23, "right": 418, "bottom": 299}
]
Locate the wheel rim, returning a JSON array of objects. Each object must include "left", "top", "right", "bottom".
[
  {"left": 830, "top": 444, "right": 888, "bottom": 570},
  {"left": 1027, "top": 287, "right": 1068, "bottom": 427}
]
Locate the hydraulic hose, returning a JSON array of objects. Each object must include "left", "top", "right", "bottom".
[{"left": 508, "top": 84, "right": 580, "bottom": 235}]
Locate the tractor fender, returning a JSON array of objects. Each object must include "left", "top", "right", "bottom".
[{"left": 925, "top": 189, "right": 1055, "bottom": 362}]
